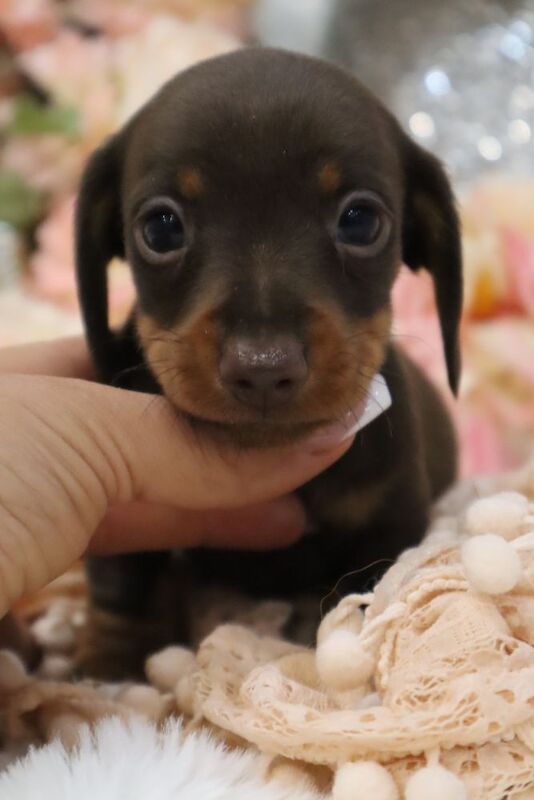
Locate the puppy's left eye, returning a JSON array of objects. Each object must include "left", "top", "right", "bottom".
[
  {"left": 336, "top": 192, "right": 391, "bottom": 254},
  {"left": 143, "top": 209, "right": 184, "bottom": 253}
]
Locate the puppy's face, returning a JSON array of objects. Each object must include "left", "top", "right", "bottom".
[{"left": 77, "top": 49, "right": 462, "bottom": 445}]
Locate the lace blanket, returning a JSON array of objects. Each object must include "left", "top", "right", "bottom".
[{"left": 1, "top": 460, "right": 534, "bottom": 799}]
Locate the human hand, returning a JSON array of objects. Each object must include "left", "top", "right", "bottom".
[{"left": 0, "top": 337, "right": 358, "bottom": 615}]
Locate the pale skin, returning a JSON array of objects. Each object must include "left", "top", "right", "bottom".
[{"left": 0, "top": 337, "right": 358, "bottom": 618}]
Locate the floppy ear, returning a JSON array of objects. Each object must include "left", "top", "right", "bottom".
[
  {"left": 401, "top": 140, "right": 463, "bottom": 394},
  {"left": 75, "top": 135, "right": 124, "bottom": 382}
]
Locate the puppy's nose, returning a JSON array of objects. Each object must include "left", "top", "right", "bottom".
[{"left": 220, "top": 336, "right": 308, "bottom": 409}]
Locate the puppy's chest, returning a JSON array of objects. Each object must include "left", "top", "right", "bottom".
[
  {"left": 298, "top": 408, "right": 399, "bottom": 531},
  {"left": 300, "top": 476, "right": 391, "bottom": 531}
]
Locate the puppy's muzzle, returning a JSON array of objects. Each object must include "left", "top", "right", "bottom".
[{"left": 219, "top": 335, "right": 308, "bottom": 411}]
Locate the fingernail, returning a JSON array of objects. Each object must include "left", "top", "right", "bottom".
[
  {"left": 356, "top": 374, "right": 392, "bottom": 431},
  {"left": 306, "top": 408, "right": 363, "bottom": 454},
  {"left": 306, "top": 375, "right": 392, "bottom": 454}
]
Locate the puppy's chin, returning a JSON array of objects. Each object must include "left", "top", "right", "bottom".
[
  {"left": 176, "top": 410, "right": 324, "bottom": 450},
  {"left": 162, "top": 381, "right": 367, "bottom": 449}
]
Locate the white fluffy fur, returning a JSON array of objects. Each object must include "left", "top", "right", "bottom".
[{"left": 0, "top": 717, "right": 322, "bottom": 800}]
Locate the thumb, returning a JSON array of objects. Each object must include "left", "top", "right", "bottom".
[
  {"left": 102, "top": 389, "right": 360, "bottom": 510},
  {"left": 0, "top": 375, "right": 359, "bottom": 612}
]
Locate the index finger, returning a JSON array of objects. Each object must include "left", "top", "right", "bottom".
[{"left": 0, "top": 336, "right": 95, "bottom": 380}]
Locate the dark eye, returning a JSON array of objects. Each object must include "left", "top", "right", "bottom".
[
  {"left": 338, "top": 204, "right": 380, "bottom": 245},
  {"left": 142, "top": 208, "right": 185, "bottom": 254},
  {"left": 336, "top": 192, "right": 391, "bottom": 253}
]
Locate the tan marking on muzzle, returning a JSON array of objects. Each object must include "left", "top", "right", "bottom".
[
  {"left": 302, "top": 305, "right": 392, "bottom": 419},
  {"left": 137, "top": 303, "right": 222, "bottom": 417},
  {"left": 136, "top": 298, "right": 392, "bottom": 442}
]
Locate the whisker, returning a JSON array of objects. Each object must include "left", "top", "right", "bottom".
[
  {"left": 140, "top": 393, "right": 167, "bottom": 420},
  {"left": 145, "top": 334, "right": 186, "bottom": 348},
  {"left": 320, "top": 559, "right": 393, "bottom": 617},
  {"left": 110, "top": 362, "right": 147, "bottom": 385}
]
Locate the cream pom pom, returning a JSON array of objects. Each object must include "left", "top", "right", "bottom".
[
  {"left": 119, "top": 685, "right": 172, "bottom": 722},
  {"left": 316, "top": 630, "right": 374, "bottom": 691},
  {"left": 464, "top": 492, "right": 528, "bottom": 540},
  {"left": 43, "top": 711, "right": 87, "bottom": 749},
  {"left": 38, "top": 654, "right": 73, "bottom": 681},
  {"left": 317, "top": 596, "right": 364, "bottom": 645},
  {"left": 31, "top": 605, "right": 75, "bottom": 651},
  {"left": 145, "top": 645, "right": 196, "bottom": 692},
  {"left": 0, "top": 649, "right": 29, "bottom": 692},
  {"left": 333, "top": 761, "right": 398, "bottom": 800},
  {"left": 405, "top": 765, "right": 466, "bottom": 800},
  {"left": 269, "top": 759, "right": 316, "bottom": 791},
  {"left": 175, "top": 675, "right": 195, "bottom": 717},
  {"left": 461, "top": 533, "right": 522, "bottom": 595}
]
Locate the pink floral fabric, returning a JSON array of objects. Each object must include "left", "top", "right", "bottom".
[{"left": 1, "top": 1, "right": 532, "bottom": 476}]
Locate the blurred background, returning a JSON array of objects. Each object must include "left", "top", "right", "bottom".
[{"left": 0, "top": 0, "right": 532, "bottom": 478}]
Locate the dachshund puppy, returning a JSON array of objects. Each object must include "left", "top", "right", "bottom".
[{"left": 75, "top": 47, "right": 462, "bottom": 678}]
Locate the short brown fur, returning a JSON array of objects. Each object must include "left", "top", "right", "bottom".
[{"left": 75, "top": 48, "right": 463, "bottom": 678}]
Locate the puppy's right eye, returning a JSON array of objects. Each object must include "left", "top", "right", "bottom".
[
  {"left": 134, "top": 199, "right": 186, "bottom": 261},
  {"left": 142, "top": 208, "right": 185, "bottom": 253}
]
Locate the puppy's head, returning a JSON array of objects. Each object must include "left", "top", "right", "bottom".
[{"left": 76, "top": 48, "right": 462, "bottom": 446}]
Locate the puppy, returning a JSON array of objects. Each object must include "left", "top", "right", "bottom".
[{"left": 75, "top": 47, "right": 462, "bottom": 678}]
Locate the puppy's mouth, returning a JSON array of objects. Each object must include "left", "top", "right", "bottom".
[
  {"left": 171, "top": 374, "right": 391, "bottom": 450},
  {"left": 178, "top": 412, "right": 325, "bottom": 449},
  {"left": 165, "top": 379, "right": 365, "bottom": 449},
  {"left": 136, "top": 306, "right": 392, "bottom": 448}
]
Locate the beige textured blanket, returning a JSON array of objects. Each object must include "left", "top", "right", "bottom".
[{"left": 1, "top": 460, "right": 534, "bottom": 799}]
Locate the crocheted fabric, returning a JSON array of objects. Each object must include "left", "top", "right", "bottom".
[
  {"left": 191, "top": 460, "right": 534, "bottom": 798},
  {"left": 1, "top": 460, "right": 534, "bottom": 799}
]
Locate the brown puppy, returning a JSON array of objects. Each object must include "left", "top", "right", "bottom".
[{"left": 75, "top": 48, "right": 462, "bottom": 678}]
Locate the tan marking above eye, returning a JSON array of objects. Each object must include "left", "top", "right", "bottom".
[
  {"left": 177, "top": 166, "right": 204, "bottom": 199},
  {"left": 318, "top": 162, "right": 342, "bottom": 193}
]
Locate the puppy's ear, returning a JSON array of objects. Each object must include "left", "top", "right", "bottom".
[
  {"left": 75, "top": 136, "right": 124, "bottom": 381},
  {"left": 401, "top": 140, "right": 463, "bottom": 394}
]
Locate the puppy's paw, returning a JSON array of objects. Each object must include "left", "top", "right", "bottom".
[
  {"left": 0, "top": 612, "right": 42, "bottom": 671},
  {"left": 74, "top": 608, "right": 175, "bottom": 681}
]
